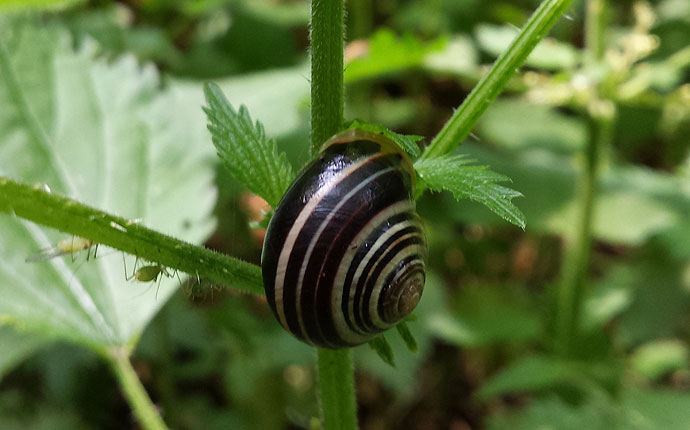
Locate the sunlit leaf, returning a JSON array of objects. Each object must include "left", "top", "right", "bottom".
[
  {"left": 204, "top": 82, "right": 295, "bottom": 208},
  {"left": 345, "top": 29, "right": 446, "bottom": 83},
  {"left": 0, "top": 0, "right": 82, "bottom": 12},
  {"left": 368, "top": 335, "right": 395, "bottom": 367},
  {"left": 630, "top": 339, "right": 689, "bottom": 380},
  {"left": 475, "top": 24, "right": 578, "bottom": 70},
  {"left": 434, "top": 143, "right": 690, "bottom": 245},
  {"left": 0, "top": 23, "right": 215, "bottom": 348},
  {"left": 478, "top": 355, "right": 580, "bottom": 399},
  {"left": 479, "top": 100, "right": 586, "bottom": 153},
  {"left": 415, "top": 155, "right": 526, "bottom": 229}
]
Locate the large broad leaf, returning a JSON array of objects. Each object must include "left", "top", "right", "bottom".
[
  {"left": 488, "top": 389, "right": 690, "bottom": 430},
  {"left": 0, "top": 22, "right": 216, "bottom": 348},
  {"left": 478, "top": 100, "right": 587, "bottom": 154}
]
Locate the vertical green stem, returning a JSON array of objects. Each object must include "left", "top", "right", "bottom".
[
  {"left": 554, "top": 0, "right": 611, "bottom": 356},
  {"left": 310, "top": 0, "right": 345, "bottom": 154},
  {"left": 107, "top": 347, "right": 168, "bottom": 430},
  {"left": 584, "top": 0, "right": 606, "bottom": 63},
  {"left": 310, "top": 1, "right": 357, "bottom": 429},
  {"left": 555, "top": 112, "right": 611, "bottom": 355},
  {"left": 317, "top": 349, "right": 358, "bottom": 430}
]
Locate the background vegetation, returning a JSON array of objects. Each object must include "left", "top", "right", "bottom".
[{"left": 1, "top": 0, "right": 689, "bottom": 429}]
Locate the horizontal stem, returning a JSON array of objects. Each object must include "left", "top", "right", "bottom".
[
  {"left": 421, "top": 0, "right": 575, "bottom": 160},
  {"left": 0, "top": 177, "right": 263, "bottom": 295}
]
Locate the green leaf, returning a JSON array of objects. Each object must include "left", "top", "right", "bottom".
[
  {"left": 345, "top": 120, "right": 422, "bottom": 158},
  {"left": 622, "top": 389, "right": 690, "bottom": 430},
  {"left": 354, "top": 273, "right": 446, "bottom": 398},
  {"left": 427, "top": 285, "right": 541, "bottom": 347},
  {"left": 203, "top": 82, "right": 295, "bottom": 208},
  {"left": 0, "top": 0, "right": 82, "bottom": 12},
  {"left": 0, "top": 23, "right": 215, "bottom": 348},
  {"left": 415, "top": 155, "right": 526, "bottom": 229},
  {"left": 437, "top": 143, "right": 690, "bottom": 245},
  {"left": 630, "top": 339, "right": 689, "bottom": 381},
  {"left": 487, "top": 396, "right": 619, "bottom": 430},
  {"left": 475, "top": 23, "right": 579, "bottom": 70},
  {"left": 582, "top": 280, "right": 633, "bottom": 331},
  {"left": 478, "top": 100, "right": 587, "bottom": 153},
  {"left": 489, "top": 389, "right": 690, "bottom": 430},
  {"left": 423, "top": 35, "right": 478, "bottom": 77},
  {"left": 395, "top": 321, "right": 418, "bottom": 353},
  {"left": 368, "top": 335, "right": 395, "bottom": 367},
  {"left": 477, "top": 355, "right": 580, "bottom": 399},
  {"left": 344, "top": 29, "right": 446, "bottom": 83}
]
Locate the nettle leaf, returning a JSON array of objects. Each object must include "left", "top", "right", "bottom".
[
  {"left": 203, "top": 82, "right": 295, "bottom": 208},
  {"left": 345, "top": 120, "right": 423, "bottom": 158},
  {"left": 368, "top": 335, "right": 395, "bottom": 367},
  {"left": 395, "top": 321, "right": 418, "bottom": 353},
  {"left": 0, "top": 23, "right": 215, "bottom": 348},
  {"left": 415, "top": 155, "right": 526, "bottom": 229}
]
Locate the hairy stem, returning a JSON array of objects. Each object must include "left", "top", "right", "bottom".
[
  {"left": 554, "top": 0, "right": 612, "bottom": 356},
  {"left": 310, "top": 0, "right": 345, "bottom": 154},
  {"left": 420, "top": 0, "right": 575, "bottom": 160},
  {"left": 310, "top": 1, "right": 358, "bottom": 429},
  {"left": 0, "top": 177, "right": 263, "bottom": 295},
  {"left": 555, "top": 111, "right": 611, "bottom": 355},
  {"left": 108, "top": 347, "right": 168, "bottom": 430},
  {"left": 317, "top": 349, "right": 358, "bottom": 430}
]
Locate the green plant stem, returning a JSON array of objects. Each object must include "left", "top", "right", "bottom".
[
  {"left": 554, "top": 0, "right": 611, "bottom": 356},
  {"left": 555, "top": 112, "right": 611, "bottom": 355},
  {"left": 310, "top": 0, "right": 345, "bottom": 154},
  {"left": 0, "top": 177, "right": 263, "bottom": 295},
  {"left": 310, "top": 1, "right": 357, "bottom": 429},
  {"left": 420, "top": 0, "right": 575, "bottom": 160},
  {"left": 107, "top": 347, "right": 168, "bottom": 430},
  {"left": 584, "top": 0, "right": 606, "bottom": 63},
  {"left": 317, "top": 348, "right": 358, "bottom": 430}
]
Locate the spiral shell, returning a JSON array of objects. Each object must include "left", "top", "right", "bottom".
[{"left": 261, "top": 129, "right": 427, "bottom": 348}]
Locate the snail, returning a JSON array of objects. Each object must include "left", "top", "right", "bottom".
[{"left": 261, "top": 129, "right": 427, "bottom": 348}]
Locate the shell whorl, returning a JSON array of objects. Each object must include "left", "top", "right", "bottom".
[{"left": 261, "top": 130, "right": 427, "bottom": 348}]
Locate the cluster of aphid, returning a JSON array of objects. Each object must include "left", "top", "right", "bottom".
[{"left": 26, "top": 236, "right": 181, "bottom": 298}]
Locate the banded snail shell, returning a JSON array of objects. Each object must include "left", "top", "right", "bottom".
[{"left": 261, "top": 129, "right": 427, "bottom": 348}]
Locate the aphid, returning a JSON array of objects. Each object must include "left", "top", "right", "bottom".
[
  {"left": 26, "top": 236, "right": 98, "bottom": 263},
  {"left": 123, "top": 255, "right": 179, "bottom": 299}
]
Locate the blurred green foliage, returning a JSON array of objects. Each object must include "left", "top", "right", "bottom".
[{"left": 0, "top": 0, "right": 689, "bottom": 429}]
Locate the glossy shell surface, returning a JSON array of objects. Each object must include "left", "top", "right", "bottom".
[{"left": 262, "top": 130, "right": 427, "bottom": 348}]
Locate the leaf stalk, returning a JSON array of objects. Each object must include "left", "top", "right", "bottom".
[{"left": 420, "top": 0, "right": 575, "bottom": 160}]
